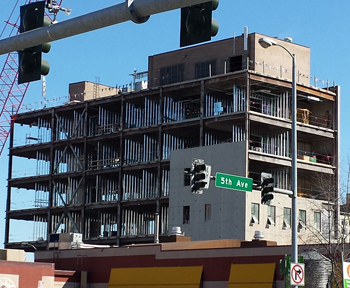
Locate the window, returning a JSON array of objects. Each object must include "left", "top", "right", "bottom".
[
  {"left": 195, "top": 60, "right": 216, "bottom": 79},
  {"left": 251, "top": 203, "right": 259, "bottom": 224},
  {"left": 229, "top": 55, "right": 246, "bottom": 72},
  {"left": 184, "top": 168, "right": 191, "bottom": 186},
  {"left": 283, "top": 207, "right": 291, "bottom": 229},
  {"left": 160, "top": 64, "right": 184, "bottom": 85},
  {"left": 183, "top": 206, "right": 190, "bottom": 224},
  {"left": 299, "top": 210, "right": 306, "bottom": 231},
  {"left": 314, "top": 211, "right": 321, "bottom": 231},
  {"left": 205, "top": 204, "right": 211, "bottom": 221},
  {"left": 342, "top": 220, "right": 349, "bottom": 235},
  {"left": 267, "top": 205, "right": 276, "bottom": 226}
]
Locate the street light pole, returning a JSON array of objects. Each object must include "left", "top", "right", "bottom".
[
  {"left": 258, "top": 37, "right": 298, "bottom": 287},
  {"left": 291, "top": 51, "right": 298, "bottom": 273}
]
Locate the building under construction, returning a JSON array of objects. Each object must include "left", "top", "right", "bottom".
[{"left": 4, "top": 31, "right": 340, "bottom": 250}]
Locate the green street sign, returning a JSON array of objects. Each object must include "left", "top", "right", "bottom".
[{"left": 215, "top": 172, "right": 253, "bottom": 192}]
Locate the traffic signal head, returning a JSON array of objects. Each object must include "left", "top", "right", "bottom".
[
  {"left": 261, "top": 173, "right": 274, "bottom": 205},
  {"left": 18, "top": 1, "right": 51, "bottom": 84},
  {"left": 261, "top": 186, "right": 274, "bottom": 204},
  {"left": 180, "top": 1, "right": 219, "bottom": 47},
  {"left": 191, "top": 180, "right": 207, "bottom": 193},
  {"left": 20, "top": 1, "right": 45, "bottom": 33},
  {"left": 261, "top": 177, "right": 274, "bottom": 187},
  {"left": 191, "top": 163, "right": 207, "bottom": 194},
  {"left": 193, "top": 163, "right": 206, "bottom": 173},
  {"left": 190, "top": 159, "right": 211, "bottom": 194},
  {"left": 18, "top": 46, "right": 50, "bottom": 83}
]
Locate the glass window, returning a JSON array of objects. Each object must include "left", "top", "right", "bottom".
[
  {"left": 299, "top": 210, "right": 306, "bottom": 225},
  {"left": 314, "top": 211, "right": 321, "bottom": 231},
  {"left": 183, "top": 206, "right": 190, "bottom": 224},
  {"left": 160, "top": 64, "right": 184, "bottom": 85},
  {"left": 251, "top": 203, "right": 259, "bottom": 224},
  {"left": 229, "top": 55, "right": 244, "bottom": 72},
  {"left": 283, "top": 207, "right": 291, "bottom": 228},
  {"left": 298, "top": 209, "right": 307, "bottom": 231},
  {"left": 205, "top": 204, "right": 211, "bottom": 221},
  {"left": 195, "top": 60, "right": 216, "bottom": 79},
  {"left": 184, "top": 168, "right": 191, "bottom": 186},
  {"left": 267, "top": 205, "right": 276, "bottom": 226}
]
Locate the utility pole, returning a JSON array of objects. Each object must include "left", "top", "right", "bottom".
[{"left": 0, "top": 0, "right": 211, "bottom": 56}]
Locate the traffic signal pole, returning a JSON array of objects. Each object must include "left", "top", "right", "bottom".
[{"left": 0, "top": 0, "right": 210, "bottom": 56}]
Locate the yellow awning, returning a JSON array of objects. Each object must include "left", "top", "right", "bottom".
[
  {"left": 108, "top": 266, "right": 203, "bottom": 288},
  {"left": 227, "top": 263, "right": 276, "bottom": 288}
]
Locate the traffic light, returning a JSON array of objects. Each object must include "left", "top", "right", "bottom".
[
  {"left": 261, "top": 172, "right": 274, "bottom": 205},
  {"left": 191, "top": 159, "right": 212, "bottom": 194},
  {"left": 18, "top": 1, "right": 51, "bottom": 84},
  {"left": 180, "top": 0, "right": 219, "bottom": 47}
]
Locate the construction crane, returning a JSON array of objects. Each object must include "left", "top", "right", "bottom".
[{"left": 0, "top": 0, "right": 65, "bottom": 156}]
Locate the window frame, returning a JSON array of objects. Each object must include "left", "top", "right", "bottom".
[
  {"left": 314, "top": 211, "right": 321, "bottom": 231},
  {"left": 184, "top": 168, "right": 191, "bottom": 186},
  {"left": 195, "top": 59, "right": 217, "bottom": 79},
  {"left": 267, "top": 205, "right": 276, "bottom": 226},
  {"left": 283, "top": 207, "right": 291, "bottom": 229},
  {"left": 183, "top": 206, "right": 190, "bottom": 224},
  {"left": 160, "top": 64, "right": 184, "bottom": 85},
  {"left": 299, "top": 209, "right": 307, "bottom": 231},
  {"left": 205, "top": 204, "right": 211, "bottom": 222},
  {"left": 251, "top": 203, "right": 260, "bottom": 224}
]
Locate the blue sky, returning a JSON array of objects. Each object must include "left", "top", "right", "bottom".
[{"left": 0, "top": 0, "right": 349, "bottom": 247}]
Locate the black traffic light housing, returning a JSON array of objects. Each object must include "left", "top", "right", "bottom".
[
  {"left": 191, "top": 163, "right": 207, "bottom": 193},
  {"left": 180, "top": 0, "right": 219, "bottom": 47},
  {"left": 190, "top": 159, "right": 211, "bottom": 194},
  {"left": 261, "top": 174, "right": 274, "bottom": 205},
  {"left": 18, "top": 1, "right": 51, "bottom": 84}
]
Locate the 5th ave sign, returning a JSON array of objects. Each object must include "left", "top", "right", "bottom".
[{"left": 215, "top": 172, "right": 253, "bottom": 192}]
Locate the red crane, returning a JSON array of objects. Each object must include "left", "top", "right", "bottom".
[{"left": 0, "top": 0, "right": 64, "bottom": 156}]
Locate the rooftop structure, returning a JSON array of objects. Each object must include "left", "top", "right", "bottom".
[
  {"left": 5, "top": 31, "right": 340, "bottom": 251},
  {"left": 33, "top": 237, "right": 335, "bottom": 288}
]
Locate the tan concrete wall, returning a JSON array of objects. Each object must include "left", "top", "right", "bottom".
[
  {"left": 148, "top": 32, "right": 311, "bottom": 88},
  {"left": 0, "top": 249, "right": 25, "bottom": 261},
  {"left": 69, "top": 81, "right": 120, "bottom": 102},
  {"left": 148, "top": 37, "right": 238, "bottom": 87},
  {"left": 251, "top": 33, "right": 310, "bottom": 84},
  {"left": 246, "top": 189, "right": 334, "bottom": 245}
]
